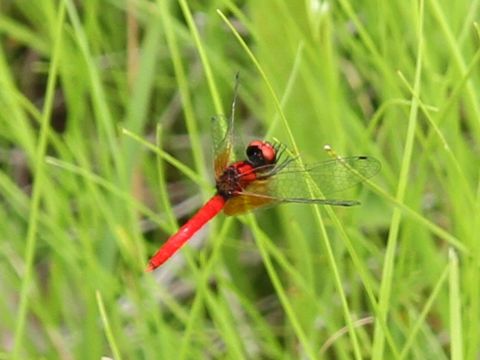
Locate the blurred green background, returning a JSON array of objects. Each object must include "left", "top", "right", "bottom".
[{"left": 1, "top": 0, "right": 479, "bottom": 359}]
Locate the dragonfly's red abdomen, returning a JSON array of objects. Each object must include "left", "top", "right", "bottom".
[{"left": 146, "top": 194, "right": 226, "bottom": 271}]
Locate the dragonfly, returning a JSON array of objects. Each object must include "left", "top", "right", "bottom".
[{"left": 146, "top": 83, "right": 381, "bottom": 271}]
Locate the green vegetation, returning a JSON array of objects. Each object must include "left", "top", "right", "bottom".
[{"left": 1, "top": 0, "right": 479, "bottom": 358}]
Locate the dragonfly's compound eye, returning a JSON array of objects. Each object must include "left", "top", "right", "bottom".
[{"left": 246, "top": 140, "right": 276, "bottom": 167}]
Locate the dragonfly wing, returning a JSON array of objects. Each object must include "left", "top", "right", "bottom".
[
  {"left": 223, "top": 190, "right": 359, "bottom": 216},
  {"left": 223, "top": 191, "right": 277, "bottom": 216},
  {"left": 212, "top": 75, "right": 243, "bottom": 178},
  {"left": 230, "top": 156, "right": 380, "bottom": 210},
  {"left": 212, "top": 115, "right": 234, "bottom": 178}
]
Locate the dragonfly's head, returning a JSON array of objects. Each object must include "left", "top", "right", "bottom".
[{"left": 246, "top": 140, "right": 276, "bottom": 168}]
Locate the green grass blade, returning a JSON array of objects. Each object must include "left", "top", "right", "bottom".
[
  {"left": 12, "top": 4, "right": 65, "bottom": 358},
  {"left": 372, "top": 1, "right": 425, "bottom": 358},
  {"left": 449, "top": 249, "right": 464, "bottom": 360}
]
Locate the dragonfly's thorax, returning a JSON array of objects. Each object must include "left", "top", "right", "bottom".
[{"left": 216, "top": 161, "right": 257, "bottom": 199}]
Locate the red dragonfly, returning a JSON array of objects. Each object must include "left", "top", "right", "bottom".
[{"left": 146, "top": 87, "right": 380, "bottom": 271}]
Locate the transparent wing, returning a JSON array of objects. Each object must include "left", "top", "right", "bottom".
[
  {"left": 224, "top": 192, "right": 276, "bottom": 215},
  {"left": 260, "top": 156, "right": 381, "bottom": 199},
  {"left": 211, "top": 114, "right": 234, "bottom": 178},
  {"left": 223, "top": 156, "right": 381, "bottom": 215},
  {"left": 212, "top": 74, "right": 244, "bottom": 177},
  {"left": 223, "top": 192, "right": 359, "bottom": 215}
]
